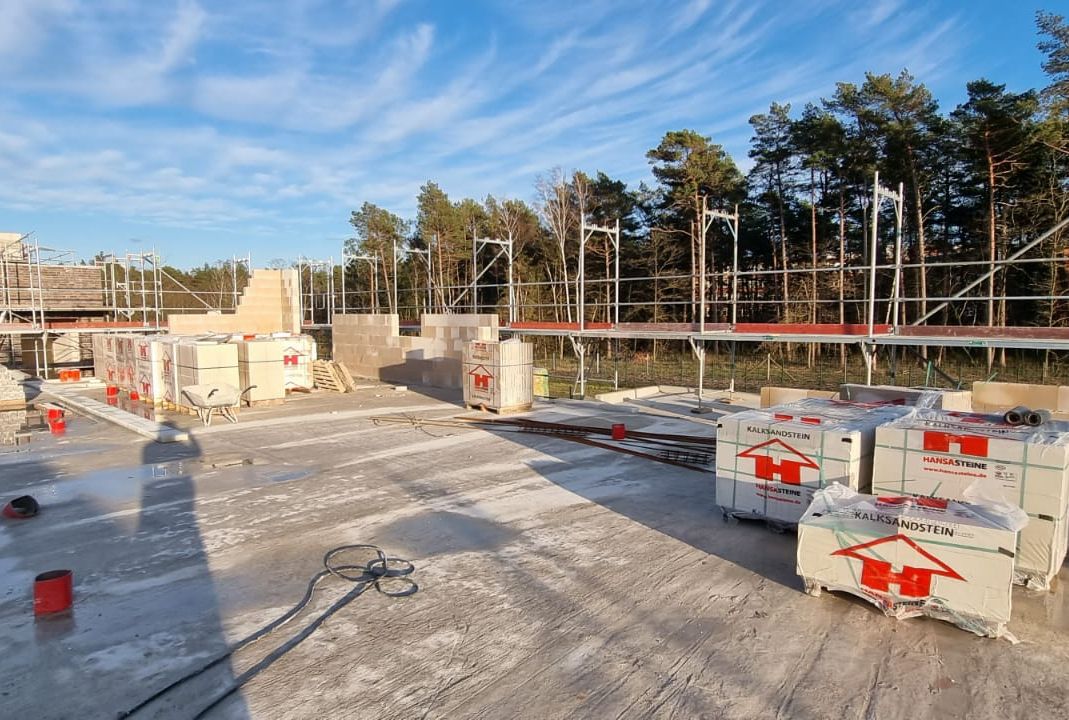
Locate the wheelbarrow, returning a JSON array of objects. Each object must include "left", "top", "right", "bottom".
[{"left": 181, "top": 384, "right": 256, "bottom": 426}]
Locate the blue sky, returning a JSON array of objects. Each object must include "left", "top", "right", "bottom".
[{"left": 0, "top": 0, "right": 1055, "bottom": 268}]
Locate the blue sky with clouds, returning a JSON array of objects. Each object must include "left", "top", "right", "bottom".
[{"left": 0, "top": 0, "right": 1054, "bottom": 267}]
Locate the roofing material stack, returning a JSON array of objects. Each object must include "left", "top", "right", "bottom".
[
  {"left": 872, "top": 409, "right": 1069, "bottom": 590},
  {"left": 797, "top": 484, "right": 1026, "bottom": 640},
  {"left": 715, "top": 399, "right": 913, "bottom": 524}
]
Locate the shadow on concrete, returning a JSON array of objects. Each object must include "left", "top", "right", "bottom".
[
  {"left": 471, "top": 410, "right": 799, "bottom": 593},
  {"left": 361, "top": 409, "right": 820, "bottom": 718},
  {"left": 0, "top": 422, "right": 249, "bottom": 719}
]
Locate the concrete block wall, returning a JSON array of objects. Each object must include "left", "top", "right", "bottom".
[
  {"left": 333, "top": 313, "right": 499, "bottom": 389},
  {"left": 973, "top": 381, "right": 1069, "bottom": 420},
  {"left": 0, "top": 365, "right": 26, "bottom": 444},
  {"left": 168, "top": 269, "right": 300, "bottom": 335},
  {"left": 0, "top": 365, "right": 24, "bottom": 403}
]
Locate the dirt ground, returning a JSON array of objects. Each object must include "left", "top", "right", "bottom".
[{"left": 1, "top": 386, "right": 1067, "bottom": 719}]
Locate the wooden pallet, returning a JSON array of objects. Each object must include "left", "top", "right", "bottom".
[
  {"left": 334, "top": 361, "right": 358, "bottom": 393},
  {"left": 464, "top": 402, "right": 532, "bottom": 415},
  {"left": 313, "top": 360, "right": 354, "bottom": 393}
]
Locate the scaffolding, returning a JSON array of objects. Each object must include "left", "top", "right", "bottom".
[{"left": 3, "top": 174, "right": 1068, "bottom": 387}]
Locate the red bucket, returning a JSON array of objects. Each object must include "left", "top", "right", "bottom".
[
  {"left": 2, "top": 495, "right": 39, "bottom": 519},
  {"left": 34, "top": 570, "right": 73, "bottom": 615},
  {"left": 49, "top": 419, "right": 66, "bottom": 434},
  {"left": 611, "top": 423, "right": 626, "bottom": 441},
  {"left": 106, "top": 385, "right": 119, "bottom": 397},
  {"left": 46, "top": 408, "right": 63, "bottom": 422},
  {"left": 129, "top": 390, "right": 140, "bottom": 402}
]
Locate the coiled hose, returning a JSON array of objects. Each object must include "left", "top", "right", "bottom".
[{"left": 117, "top": 544, "right": 417, "bottom": 719}]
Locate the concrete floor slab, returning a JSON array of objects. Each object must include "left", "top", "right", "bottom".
[{"left": 1, "top": 386, "right": 1067, "bottom": 719}]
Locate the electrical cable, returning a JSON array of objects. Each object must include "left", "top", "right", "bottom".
[{"left": 117, "top": 544, "right": 417, "bottom": 720}]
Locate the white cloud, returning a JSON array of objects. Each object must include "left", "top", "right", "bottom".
[
  {"left": 0, "top": 0, "right": 989, "bottom": 263},
  {"left": 0, "top": 0, "right": 75, "bottom": 65}
]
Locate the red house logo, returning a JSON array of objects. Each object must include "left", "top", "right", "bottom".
[
  {"left": 283, "top": 355, "right": 299, "bottom": 366},
  {"left": 737, "top": 438, "right": 819, "bottom": 485},
  {"left": 922, "top": 431, "right": 988, "bottom": 457},
  {"left": 468, "top": 364, "right": 493, "bottom": 392},
  {"left": 832, "top": 534, "right": 964, "bottom": 598}
]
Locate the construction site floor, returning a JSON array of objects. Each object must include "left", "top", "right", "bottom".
[{"left": 1, "top": 387, "right": 1067, "bottom": 719}]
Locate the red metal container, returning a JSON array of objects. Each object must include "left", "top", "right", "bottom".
[
  {"left": 106, "top": 385, "right": 119, "bottom": 397},
  {"left": 34, "top": 570, "right": 73, "bottom": 615},
  {"left": 46, "top": 408, "right": 63, "bottom": 422},
  {"left": 49, "top": 419, "right": 66, "bottom": 434},
  {"left": 611, "top": 423, "right": 626, "bottom": 441},
  {"left": 129, "top": 390, "right": 140, "bottom": 401}
]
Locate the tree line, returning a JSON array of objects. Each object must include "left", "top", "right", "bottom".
[{"left": 343, "top": 12, "right": 1067, "bottom": 362}]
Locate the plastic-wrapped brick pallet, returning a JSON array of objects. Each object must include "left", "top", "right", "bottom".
[
  {"left": 272, "top": 334, "right": 316, "bottom": 391},
  {"left": 872, "top": 409, "right": 1069, "bottom": 590},
  {"left": 797, "top": 483, "right": 1026, "bottom": 640},
  {"left": 715, "top": 399, "right": 913, "bottom": 525}
]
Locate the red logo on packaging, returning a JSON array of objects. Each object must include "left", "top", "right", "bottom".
[
  {"left": 737, "top": 439, "right": 819, "bottom": 485},
  {"left": 922, "top": 431, "right": 989, "bottom": 457},
  {"left": 832, "top": 534, "right": 963, "bottom": 598},
  {"left": 284, "top": 354, "right": 299, "bottom": 366},
  {"left": 468, "top": 364, "right": 493, "bottom": 391}
]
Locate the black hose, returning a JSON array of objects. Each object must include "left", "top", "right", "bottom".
[{"left": 117, "top": 544, "right": 417, "bottom": 719}]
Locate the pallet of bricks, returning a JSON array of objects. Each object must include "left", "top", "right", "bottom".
[
  {"left": 274, "top": 333, "right": 316, "bottom": 394},
  {"left": 871, "top": 408, "right": 1069, "bottom": 591},
  {"left": 796, "top": 483, "right": 1026, "bottom": 640},
  {"left": 715, "top": 394, "right": 1045, "bottom": 639},
  {"left": 166, "top": 333, "right": 315, "bottom": 411},
  {"left": 462, "top": 338, "right": 533, "bottom": 414},
  {"left": 714, "top": 399, "right": 913, "bottom": 525}
]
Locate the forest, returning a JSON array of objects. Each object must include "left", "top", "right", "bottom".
[{"left": 338, "top": 12, "right": 1068, "bottom": 348}]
